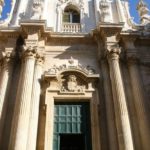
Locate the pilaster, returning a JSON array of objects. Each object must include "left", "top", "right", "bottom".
[
  {"left": 124, "top": 37, "right": 150, "bottom": 150},
  {"left": 94, "top": 23, "right": 134, "bottom": 150}
]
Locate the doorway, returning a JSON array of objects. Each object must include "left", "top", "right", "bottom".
[
  {"left": 60, "top": 134, "right": 85, "bottom": 150},
  {"left": 53, "top": 102, "right": 92, "bottom": 150}
]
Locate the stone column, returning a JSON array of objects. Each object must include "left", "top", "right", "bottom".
[
  {"left": 127, "top": 56, "right": 150, "bottom": 150},
  {"left": 9, "top": 46, "right": 37, "bottom": 150},
  {"left": 0, "top": 51, "right": 14, "bottom": 143},
  {"left": 27, "top": 52, "right": 44, "bottom": 150},
  {"left": 107, "top": 48, "right": 134, "bottom": 150},
  {"left": 101, "top": 59, "right": 118, "bottom": 150}
]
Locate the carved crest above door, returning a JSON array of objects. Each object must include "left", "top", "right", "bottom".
[{"left": 43, "top": 57, "right": 99, "bottom": 94}]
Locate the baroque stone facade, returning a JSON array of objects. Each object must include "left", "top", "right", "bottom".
[{"left": 0, "top": 0, "right": 150, "bottom": 150}]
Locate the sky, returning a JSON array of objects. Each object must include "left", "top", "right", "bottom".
[{"left": 0, "top": 0, "right": 150, "bottom": 23}]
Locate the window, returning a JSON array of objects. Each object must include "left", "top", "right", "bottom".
[{"left": 63, "top": 7, "right": 80, "bottom": 23}]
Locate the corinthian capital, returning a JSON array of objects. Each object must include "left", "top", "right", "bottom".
[
  {"left": 126, "top": 53, "right": 140, "bottom": 65},
  {"left": 106, "top": 45, "right": 121, "bottom": 60},
  {"left": 21, "top": 45, "right": 37, "bottom": 59},
  {"left": 36, "top": 52, "right": 45, "bottom": 65},
  {"left": 0, "top": 51, "right": 14, "bottom": 70},
  {"left": 0, "top": 51, "right": 14, "bottom": 62}
]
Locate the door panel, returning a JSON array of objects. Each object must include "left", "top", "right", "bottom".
[{"left": 53, "top": 103, "right": 91, "bottom": 150}]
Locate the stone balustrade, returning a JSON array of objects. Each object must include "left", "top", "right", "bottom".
[{"left": 62, "top": 23, "right": 81, "bottom": 33}]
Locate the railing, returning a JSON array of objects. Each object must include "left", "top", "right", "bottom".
[{"left": 62, "top": 23, "right": 81, "bottom": 33}]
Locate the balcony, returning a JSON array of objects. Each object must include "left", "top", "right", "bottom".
[{"left": 62, "top": 23, "right": 81, "bottom": 33}]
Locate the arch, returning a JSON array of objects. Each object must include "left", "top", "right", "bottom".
[{"left": 63, "top": 5, "right": 80, "bottom": 23}]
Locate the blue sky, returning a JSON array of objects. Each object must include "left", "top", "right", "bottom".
[{"left": 1, "top": 0, "right": 150, "bottom": 23}]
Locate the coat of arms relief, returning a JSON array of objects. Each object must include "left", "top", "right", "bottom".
[{"left": 60, "top": 74, "right": 86, "bottom": 93}]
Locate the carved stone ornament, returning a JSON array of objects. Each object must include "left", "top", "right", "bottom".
[
  {"left": 137, "top": 0, "right": 150, "bottom": 25},
  {"left": 0, "top": 51, "right": 15, "bottom": 62},
  {"left": 31, "top": 0, "right": 44, "bottom": 19},
  {"left": 99, "top": 0, "right": 112, "bottom": 23},
  {"left": 44, "top": 57, "right": 99, "bottom": 94},
  {"left": 57, "top": 0, "right": 84, "bottom": 9},
  {"left": 64, "top": 75, "right": 85, "bottom": 92},
  {"left": 0, "top": 0, "right": 4, "bottom": 18},
  {"left": 45, "top": 57, "right": 96, "bottom": 76}
]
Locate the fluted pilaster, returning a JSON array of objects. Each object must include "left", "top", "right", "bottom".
[
  {"left": 27, "top": 52, "right": 44, "bottom": 150},
  {"left": 128, "top": 56, "right": 150, "bottom": 150},
  {"left": 101, "top": 59, "right": 118, "bottom": 150},
  {"left": 9, "top": 46, "right": 37, "bottom": 150},
  {"left": 0, "top": 51, "right": 14, "bottom": 143},
  {"left": 107, "top": 48, "right": 134, "bottom": 150}
]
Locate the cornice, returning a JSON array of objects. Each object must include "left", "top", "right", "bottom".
[{"left": 98, "top": 22, "right": 124, "bottom": 35}]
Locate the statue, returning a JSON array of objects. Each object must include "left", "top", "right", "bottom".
[
  {"left": 31, "top": 1, "right": 44, "bottom": 19},
  {"left": 137, "top": 0, "right": 150, "bottom": 25},
  {"left": 0, "top": 0, "right": 4, "bottom": 18},
  {"left": 99, "top": 0, "right": 113, "bottom": 23}
]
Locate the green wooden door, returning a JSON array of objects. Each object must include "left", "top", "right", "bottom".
[{"left": 53, "top": 102, "right": 92, "bottom": 150}]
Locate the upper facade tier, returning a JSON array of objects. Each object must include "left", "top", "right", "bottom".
[{"left": 0, "top": 0, "right": 150, "bottom": 33}]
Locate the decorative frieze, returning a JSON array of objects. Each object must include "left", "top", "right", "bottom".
[{"left": 46, "top": 57, "right": 96, "bottom": 76}]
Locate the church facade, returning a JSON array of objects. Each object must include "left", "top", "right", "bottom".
[{"left": 0, "top": 0, "right": 150, "bottom": 150}]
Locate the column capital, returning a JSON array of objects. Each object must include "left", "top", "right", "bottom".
[
  {"left": 0, "top": 51, "right": 14, "bottom": 66},
  {"left": 21, "top": 46, "right": 37, "bottom": 59},
  {"left": 126, "top": 53, "right": 140, "bottom": 65},
  {"left": 106, "top": 45, "right": 121, "bottom": 60},
  {"left": 36, "top": 52, "right": 45, "bottom": 66}
]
